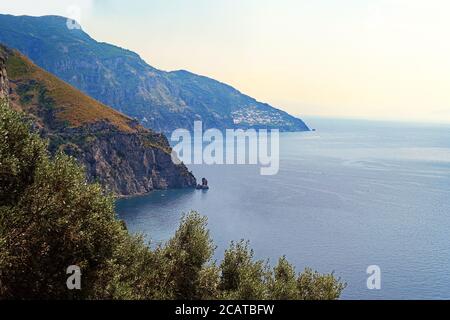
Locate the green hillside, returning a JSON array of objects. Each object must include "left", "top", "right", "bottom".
[{"left": 0, "top": 14, "right": 309, "bottom": 133}]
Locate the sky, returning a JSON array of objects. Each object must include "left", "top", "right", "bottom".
[{"left": 1, "top": 0, "right": 450, "bottom": 123}]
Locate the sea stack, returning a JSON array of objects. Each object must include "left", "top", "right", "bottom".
[{"left": 197, "top": 178, "right": 209, "bottom": 190}]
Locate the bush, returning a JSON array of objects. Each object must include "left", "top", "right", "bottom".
[
  {"left": 162, "top": 212, "right": 217, "bottom": 299},
  {"left": 270, "top": 256, "right": 299, "bottom": 300},
  {"left": 0, "top": 100, "right": 345, "bottom": 300},
  {"left": 0, "top": 99, "right": 128, "bottom": 299},
  {"left": 219, "top": 240, "right": 270, "bottom": 299}
]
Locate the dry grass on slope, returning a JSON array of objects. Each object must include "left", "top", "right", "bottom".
[{"left": 5, "top": 49, "right": 140, "bottom": 133}]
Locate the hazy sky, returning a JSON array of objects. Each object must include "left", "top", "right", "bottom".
[{"left": 1, "top": 0, "right": 450, "bottom": 123}]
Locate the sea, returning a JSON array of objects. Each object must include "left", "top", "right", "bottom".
[{"left": 117, "top": 117, "right": 450, "bottom": 299}]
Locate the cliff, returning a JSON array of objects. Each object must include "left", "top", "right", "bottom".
[
  {"left": 0, "top": 45, "right": 196, "bottom": 196},
  {"left": 0, "top": 14, "right": 309, "bottom": 133},
  {"left": 0, "top": 49, "right": 8, "bottom": 99},
  {"left": 52, "top": 123, "right": 196, "bottom": 196}
]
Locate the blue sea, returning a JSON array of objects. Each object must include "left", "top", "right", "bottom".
[{"left": 117, "top": 118, "right": 450, "bottom": 299}]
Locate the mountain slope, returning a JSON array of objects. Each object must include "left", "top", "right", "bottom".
[
  {"left": 0, "top": 51, "right": 7, "bottom": 99},
  {"left": 0, "top": 45, "right": 196, "bottom": 196},
  {"left": 0, "top": 14, "right": 309, "bottom": 133}
]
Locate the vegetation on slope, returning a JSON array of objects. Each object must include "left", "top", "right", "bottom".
[
  {"left": 0, "top": 100, "right": 344, "bottom": 299},
  {"left": 0, "top": 45, "right": 196, "bottom": 196},
  {"left": 3, "top": 45, "right": 138, "bottom": 133},
  {"left": 0, "top": 14, "right": 309, "bottom": 133}
]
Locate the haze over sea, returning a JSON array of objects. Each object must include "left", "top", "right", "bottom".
[{"left": 117, "top": 117, "right": 450, "bottom": 299}]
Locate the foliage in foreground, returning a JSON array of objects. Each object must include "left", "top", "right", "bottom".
[{"left": 0, "top": 100, "right": 345, "bottom": 299}]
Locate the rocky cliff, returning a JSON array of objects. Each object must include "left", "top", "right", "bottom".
[
  {"left": 0, "top": 49, "right": 8, "bottom": 99},
  {"left": 52, "top": 123, "right": 196, "bottom": 196},
  {"left": 0, "top": 45, "right": 196, "bottom": 196},
  {"left": 0, "top": 14, "right": 309, "bottom": 133}
]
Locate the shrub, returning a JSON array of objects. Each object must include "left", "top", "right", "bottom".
[{"left": 0, "top": 100, "right": 345, "bottom": 300}]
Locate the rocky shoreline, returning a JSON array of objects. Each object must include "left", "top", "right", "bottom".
[{"left": 1, "top": 45, "right": 197, "bottom": 197}]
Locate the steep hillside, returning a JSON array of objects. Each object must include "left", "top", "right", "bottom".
[
  {"left": 0, "top": 14, "right": 309, "bottom": 133},
  {"left": 0, "top": 45, "right": 196, "bottom": 196},
  {"left": 0, "top": 50, "right": 8, "bottom": 99}
]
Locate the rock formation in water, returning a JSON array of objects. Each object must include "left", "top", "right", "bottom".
[{"left": 196, "top": 178, "right": 209, "bottom": 190}]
